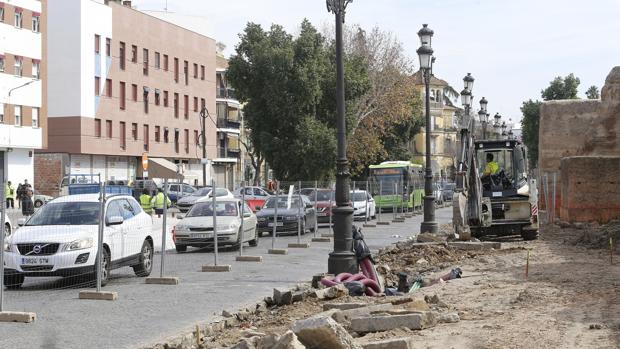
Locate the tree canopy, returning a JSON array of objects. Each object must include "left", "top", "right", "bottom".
[
  {"left": 586, "top": 85, "right": 600, "bottom": 99},
  {"left": 541, "top": 73, "right": 580, "bottom": 101}
]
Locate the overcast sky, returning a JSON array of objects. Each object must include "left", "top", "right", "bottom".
[{"left": 133, "top": 0, "right": 620, "bottom": 126}]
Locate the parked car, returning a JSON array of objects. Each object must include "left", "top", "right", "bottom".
[
  {"left": 34, "top": 190, "right": 54, "bottom": 208},
  {"left": 306, "top": 189, "right": 335, "bottom": 223},
  {"left": 233, "top": 186, "right": 271, "bottom": 212},
  {"left": 164, "top": 183, "right": 196, "bottom": 203},
  {"left": 173, "top": 198, "right": 258, "bottom": 252},
  {"left": 176, "top": 187, "right": 234, "bottom": 213},
  {"left": 351, "top": 190, "right": 376, "bottom": 220},
  {"left": 3, "top": 194, "right": 154, "bottom": 288},
  {"left": 441, "top": 182, "right": 456, "bottom": 202},
  {"left": 3, "top": 212, "right": 12, "bottom": 236},
  {"left": 256, "top": 195, "right": 317, "bottom": 236}
]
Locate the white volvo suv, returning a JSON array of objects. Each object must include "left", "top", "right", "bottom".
[{"left": 3, "top": 194, "right": 154, "bottom": 288}]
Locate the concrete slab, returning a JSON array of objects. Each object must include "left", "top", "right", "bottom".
[
  {"left": 321, "top": 233, "right": 334, "bottom": 238},
  {"left": 377, "top": 221, "right": 390, "bottom": 225},
  {"left": 78, "top": 291, "right": 118, "bottom": 301},
  {"left": 311, "top": 237, "right": 331, "bottom": 242},
  {"left": 145, "top": 277, "right": 179, "bottom": 285},
  {"left": 235, "top": 255, "right": 263, "bottom": 262},
  {"left": 363, "top": 224, "right": 377, "bottom": 228},
  {"left": 0, "top": 311, "right": 36, "bottom": 323},
  {"left": 267, "top": 249, "right": 288, "bottom": 255},
  {"left": 201, "top": 265, "right": 232, "bottom": 272},
  {"left": 288, "top": 243, "right": 310, "bottom": 248}
]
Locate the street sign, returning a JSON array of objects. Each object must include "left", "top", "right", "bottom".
[{"left": 142, "top": 153, "right": 148, "bottom": 171}]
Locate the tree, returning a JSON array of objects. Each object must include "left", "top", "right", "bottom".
[
  {"left": 522, "top": 73, "right": 581, "bottom": 168},
  {"left": 240, "top": 137, "right": 263, "bottom": 186},
  {"left": 586, "top": 85, "right": 600, "bottom": 99},
  {"left": 541, "top": 73, "right": 580, "bottom": 100}
]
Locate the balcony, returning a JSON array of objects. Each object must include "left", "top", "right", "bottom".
[
  {"left": 218, "top": 147, "right": 241, "bottom": 159},
  {"left": 217, "top": 87, "right": 237, "bottom": 100},
  {"left": 217, "top": 117, "right": 241, "bottom": 130}
]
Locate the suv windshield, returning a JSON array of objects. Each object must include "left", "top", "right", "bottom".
[
  {"left": 264, "top": 197, "right": 302, "bottom": 209},
  {"left": 26, "top": 202, "right": 100, "bottom": 226},
  {"left": 187, "top": 202, "right": 238, "bottom": 217}
]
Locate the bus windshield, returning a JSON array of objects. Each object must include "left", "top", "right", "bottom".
[{"left": 370, "top": 167, "right": 406, "bottom": 195}]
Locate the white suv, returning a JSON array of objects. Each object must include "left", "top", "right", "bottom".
[{"left": 4, "top": 194, "right": 154, "bottom": 288}]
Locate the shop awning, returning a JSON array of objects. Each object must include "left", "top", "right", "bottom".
[{"left": 148, "top": 158, "right": 184, "bottom": 180}]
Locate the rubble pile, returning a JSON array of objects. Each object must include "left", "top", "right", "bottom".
[{"left": 554, "top": 219, "right": 620, "bottom": 249}]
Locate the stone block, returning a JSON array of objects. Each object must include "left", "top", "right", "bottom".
[
  {"left": 288, "top": 243, "right": 311, "bottom": 248},
  {"left": 439, "top": 312, "right": 460, "bottom": 323},
  {"left": 311, "top": 237, "right": 331, "bottom": 242},
  {"left": 78, "top": 290, "right": 118, "bottom": 301},
  {"left": 361, "top": 338, "right": 413, "bottom": 349},
  {"left": 201, "top": 265, "right": 232, "bottom": 272},
  {"left": 377, "top": 221, "right": 390, "bottom": 225},
  {"left": 350, "top": 312, "right": 437, "bottom": 333},
  {"left": 292, "top": 315, "right": 362, "bottom": 349},
  {"left": 323, "top": 303, "right": 368, "bottom": 311},
  {"left": 274, "top": 288, "right": 293, "bottom": 306},
  {"left": 236, "top": 255, "right": 263, "bottom": 262},
  {"left": 145, "top": 277, "right": 179, "bottom": 285},
  {"left": 272, "top": 330, "right": 305, "bottom": 349},
  {"left": 335, "top": 303, "right": 394, "bottom": 323},
  {"left": 313, "top": 284, "right": 348, "bottom": 300},
  {"left": 0, "top": 311, "right": 36, "bottom": 323},
  {"left": 268, "top": 249, "right": 288, "bottom": 255}
]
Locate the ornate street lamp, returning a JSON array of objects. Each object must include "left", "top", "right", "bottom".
[
  {"left": 460, "top": 88, "right": 472, "bottom": 129},
  {"left": 479, "top": 97, "right": 488, "bottom": 139},
  {"left": 463, "top": 73, "right": 474, "bottom": 92},
  {"left": 493, "top": 112, "right": 501, "bottom": 139},
  {"left": 501, "top": 121, "right": 507, "bottom": 138},
  {"left": 326, "top": 0, "right": 356, "bottom": 275},
  {"left": 417, "top": 23, "right": 438, "bottom": 235}
]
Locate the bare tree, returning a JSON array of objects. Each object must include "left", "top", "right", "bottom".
[{"left": 240, "top": 138, "right": 263, "bottom": 186}]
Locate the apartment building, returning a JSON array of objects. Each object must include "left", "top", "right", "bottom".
[
  {"left": 0, "top": 0, "right": 45, "bottom": 186},
  {"left": 36, "top": 0, "right": 217, "bottom": 194},
  {"left": 410, "top": 70, "right": 459, "bottom": 180}
]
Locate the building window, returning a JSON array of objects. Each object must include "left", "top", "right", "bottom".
[
  {"left": 32, "top": 60, "right": 40, "bottom": 79},
  {"left": 174, "top": 129, "right": 180, "bottom": 153},
  {"left": 193, "top": 97, "right": 198, "bottom": 112},
  {"left": 143, "top": 87, "right": 149, "bottom": 114},
  {"left": 95, "top": 118, "right": 101, "bottom": 137},
  {"left": 184, "top": 60, "right": 189, "bottom": 85},
  {"left": 131, "top": 45, "right": 137, "bottom": 63},
  {"left": 131, "top": 84, "right": 137, "bottom": 101},
  {"left": 163, "top": 54, "right": 168, "bottom": 71},
  {"left": 155, "top": 126, "right": 160, "bottom": 142},
  {"left": 154, "top": 89, "right": 160, "bottom": 106},
  {"left": 194, "top": 130, "right": 199, "bottom": 146},
  {"left": 106, "top": 120, "right": 112, "bottom": 139},
  {"left": 0, "top": 8, "right": 4, "bottom": 22},
  {"left": 14, "top": 57, "right": 22, "bottom": 76},
  {"left": 0, "top": 103, "right": 4, "bottom": 123},
  {"left": 174, "top": 93, "right": 179, "bottom": 118},
  {"left": 95, "top": 77, "right": 100, "bottom": 96},
  {"left": 131, "top": 123, "right": 138, "bottom": 140},
  {"left": 143, "top": 125, "right": 149, "bottom": 151},
  {"left": 14, "top": 10, "right": 22, "bottom": 28},
  {"left": 106, "top": 38, "right": 111, "bottom": 57},
  {"left": 32, "top": 15, "right": 40, "bottom": 33},
  {"left": 184, "top": 129, "right": 189, "bottom": 153},
  {"left": 0, "top": 56, "right": 4, "bottom": 72},
  {"left": 95, "top": 35, "right": 100, "bottom": 54},
  {"left": 143, "top": 49, "right": 149, "bottom": 75},
  {"left": 155, "top": 52, "right": 160, "bottom": 69},
  {"left": 184, "top": 95, "right": 189, "bottom": 118},
  {"left": 119, "top": 82, "right": 126, "bottom": 110},
  {"left": 163, "top": 91, "right": 169, "bottom": 107},
  {"left": 201, "top": 98, "right": 205, "bottom": 111},
  {"left": 164, "top": 127, "right": 169, "bottom": 143},
  {"left": 119, "top": 42, "right": 126, "bottom": 70},
  {"left": 14, "top": 106, "right": 22, "bottom": 126},
  {"left": 193, "top": 63, "right": 198, "bottom": 79},
  {"left": 201, "top": 65, "right": 205, "bottom": 80},
  {"left": 32, "top": 107, "right": 39, "bottom": 128},
  {"left": 105, "top": 79, "right": 112, "bottom": 97},
  {"left": 120, "top": 122, "right": 126, "bottom": 150},
  {"left": 174, "top": 58, "right": 179, "bottom": 82}
]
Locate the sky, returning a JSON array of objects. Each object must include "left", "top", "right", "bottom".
[{"left": 132, "top": 0, "right": 620, "bottom": 126}]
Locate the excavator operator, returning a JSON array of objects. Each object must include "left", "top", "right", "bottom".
[{"left": 483, "top": 153, "right": 499, "bottom": 176}]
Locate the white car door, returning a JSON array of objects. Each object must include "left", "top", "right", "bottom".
[
  {"left": 104, "top": 200, "right": 124, "bottom": 262},
  {"left": 118, "top": 198, "right": 142, "bottom": 257},
  {"left": 241, "top": 202, "right": 256, "bottom": 242}
]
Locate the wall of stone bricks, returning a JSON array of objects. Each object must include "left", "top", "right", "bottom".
[{"left": 34, "top": 153, "right": 64, "bottom": 196}]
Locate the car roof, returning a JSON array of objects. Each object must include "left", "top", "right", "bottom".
[
  {"left": 53, "top": 194, "right": 135, "bottom": 203},
  {"left": 195, "top": 196, "right": 240, "bottom": 203}
]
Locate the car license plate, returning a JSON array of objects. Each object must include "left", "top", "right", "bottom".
[
  {"left": 268, "top": 222, "right": 284, "bottom": 227},
  {"left": 21, "top": 257, "right": 49, "bottom": 265},
  {"left": 318, "top": 213, "right": 327, "bottom": 217},
  {"left": 190, "top": 233, "right": 211, "bottom": 239}
]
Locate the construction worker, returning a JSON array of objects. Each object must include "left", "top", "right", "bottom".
[
  {"left": 4, "top": 181, "right": 15, "bottom": 209},
  {"left": 151, "top": 188, "right": 171, "bottom": 217},
  {"left": 483, "top": 153, "right": 499, "bottom": 176},
  {"left": 139, "top": 189, "right": 153, "bottom": 215}
]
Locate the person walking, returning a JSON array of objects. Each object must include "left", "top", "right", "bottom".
[
  {"left": 150, "top": 188, "right": 171, "bottom": 218},
  {"left": 139, "top": 188, "right": 153, "bottom": 215},
  {"left": 21, "top": 189, "right": 34, "bottom": 217},
  {"left": 4, "top": 181, "right": 15, "bottom": 209},
  {"left": 16, "top": 183, "right": 24, "bottom": 209}
]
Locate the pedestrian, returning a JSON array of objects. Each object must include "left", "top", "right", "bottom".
[
  {"left": 21, "top": 189, "right": 34, "bottom": 217},
  {"left": 4, "top": 181, "right": 15, "bottom": 209},
  {"left": 150, "top": 188, "right": 171, "bottom": 218},
  {"left": 16, "top": 183, "right": 24, "bottom": 209},
  {"left": 139, "top": 188, "right": 153, "bottom": 215}
]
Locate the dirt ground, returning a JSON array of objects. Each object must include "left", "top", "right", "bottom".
[{"left": 203, "top": 222, "right": 620, "bottom": 348}]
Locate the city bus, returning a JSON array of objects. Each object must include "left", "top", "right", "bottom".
[{"left": 369, "top": 161, "right": 424, "bottom": 212}]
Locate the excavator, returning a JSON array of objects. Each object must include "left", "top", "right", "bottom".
[{"left": 453, "top": 118, "right": 539, "bottom": 241}]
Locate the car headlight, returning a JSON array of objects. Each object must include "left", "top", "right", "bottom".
[
  {"left": 65, "top": 238, "right": 94, "bottom": 251},
  {"left": 257, "top": 217, "right": 267, "bottom": 222}
]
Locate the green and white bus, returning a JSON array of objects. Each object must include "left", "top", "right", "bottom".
[{"left": 369, "top": 161, "right": 424, "bottom": 211}]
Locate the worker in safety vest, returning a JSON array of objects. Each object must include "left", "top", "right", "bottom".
[
  {"left": 483, "top": 153, "right": 499, "bottom": 176},
  {"left": 150, "top": 188, "right": 171, "bottom": 217},
  {"left": 139, "top": 189, "right": 153, "bottom": 215},
  {"left": 4, "top": 181, "right": 15, "bottom": 209}
]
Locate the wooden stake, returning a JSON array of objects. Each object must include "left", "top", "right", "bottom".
[
  {"left": 525, "top": 250, "right": 530, "bottom": 279},
  {"left": 610, "top": 237, "right": 613, "bottom": 265}
]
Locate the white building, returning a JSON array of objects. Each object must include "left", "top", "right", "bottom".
[{"left": 0, "top": 0, "right": 44, "bottom": 187}]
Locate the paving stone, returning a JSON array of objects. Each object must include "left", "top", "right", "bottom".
[
  {"left": 273, "top": 288, "right": 293, "bottom": 306},
  {"left": 313, "top": 284, "right": 348, "bottom": 300},
  {"left": 292, "top": 315, "right": 362, "bottom": 349},
  {"left": 361, "top": 338, "right": 413, "bottom": 349},
  {"left": 323, "top": 303, "right": 368, "bottom": 311},
  {"left": 272, "top": 330, "right": 306, "bottom": 349},
  {"left": 334, "top": 303, "right": 394, "bottom": 323},
  {"left": 350, "top": 312, "right": 437, "bottom": 333}
]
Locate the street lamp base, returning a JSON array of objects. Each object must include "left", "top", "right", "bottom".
[
  {"left": 328, "top": 205, "right": 357, "bottom": 275},
  {"left": 420, "top": 221, "right": 439, "bottom": 234},
  {"left": 328, "top": 251, "right": 358, "bottom": 275}
]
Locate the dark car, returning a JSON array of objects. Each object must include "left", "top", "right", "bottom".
[
  {"left": 256, "top": 195, "right": 317, "bottom": 236},
  {"left": 441, "top": 182, "right": 456, "bottom": 202},
  {"left": 305, "top": 189, "right": 334, "bottom": 223}
]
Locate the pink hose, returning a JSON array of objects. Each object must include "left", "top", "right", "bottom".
[{"left": 319, "top": 257, "right": 382, "bottom": 296}]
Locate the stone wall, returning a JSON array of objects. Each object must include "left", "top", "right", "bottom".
[
  {"left": 33, "top": 153, "right": 64, "bottom": 196},
  {"left": 560, "top": 156, "right": 620, "bottom": 223},
  {"left": 539, "top": 67, "right": 620, "bottom": 222}
]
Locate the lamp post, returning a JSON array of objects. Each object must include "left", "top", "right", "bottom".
[
  {"left": 501, "top": 121, "right": 507, "bottom": 138},
  {"left": 479, "top": 97, "right": 488, "bottom": 139},
  {"left": 326, "top": 0, "right": 356, "bottom": 275},
  {"left": 416, "top": 23, "right": 438, "bottom": 235},
  {"left": 493, "top": 112, "right": 501, "bottom": 139}
]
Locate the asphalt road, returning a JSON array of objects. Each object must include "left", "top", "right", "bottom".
[{"left": 0, "top": 206, "right": 452, "bottom": 349}]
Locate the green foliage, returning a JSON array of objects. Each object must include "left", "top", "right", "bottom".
[
  {"left": 586, "top": 85, "right": 600, "bottom": 99},
  {"left": 520, "top": 100, "right": 542, "bottom": 169},
  {"left": 541, "top": 73, "right": 580, "bottom": 101}
]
